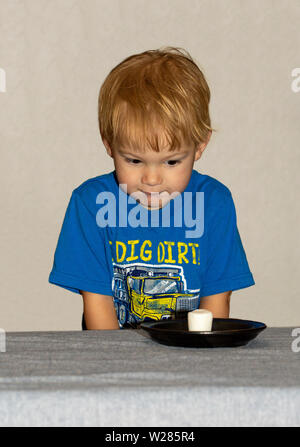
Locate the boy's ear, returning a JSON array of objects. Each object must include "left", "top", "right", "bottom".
[
  {"left": 194, "top": 131, "right": 211, "bottom": 162},
  {"left": 103, "top": 138, "right": 113, "bottom": 158}
]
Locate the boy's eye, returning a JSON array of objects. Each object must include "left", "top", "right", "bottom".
[
  {"left": 166, "top": 160, "right": 181, "bottom": 166},
  {"left": 126, "top": 158, "right": 141, "bottom": 164},
  {"left": 125, "top": 158, "right": 181, "bottom": 166}
]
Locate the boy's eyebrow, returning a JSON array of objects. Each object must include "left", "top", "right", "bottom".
[{"left": 119, "top": 150, "right": 189, "bottom": 159}]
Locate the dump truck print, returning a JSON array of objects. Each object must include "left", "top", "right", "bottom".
[{"left": 112, "top": 263, "right": 201, "bottom": 327}]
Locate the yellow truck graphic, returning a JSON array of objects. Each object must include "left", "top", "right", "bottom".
[{"left": 112, "top": 264, "right": 200, "bottom": 327}]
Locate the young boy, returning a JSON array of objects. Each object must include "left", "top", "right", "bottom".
[{"left": 48, "top": 46, "right": 255, "bottom": 330}]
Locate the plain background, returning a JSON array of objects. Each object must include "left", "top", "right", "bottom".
[{"left": 0, "top": 0, "right": 299, "bottom": 331}]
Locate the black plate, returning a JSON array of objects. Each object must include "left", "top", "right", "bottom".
[{"left": 139, "top": 318, "right": 267, "bottom": 348}]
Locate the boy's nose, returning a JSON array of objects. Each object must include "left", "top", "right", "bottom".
[{"left": 141, "top": 168, "right": 162, "bottom": 187}]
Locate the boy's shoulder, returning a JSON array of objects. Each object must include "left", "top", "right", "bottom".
[
  {"left": 192, "top": 169, "right": 232, "bottom": 200},
  {"left": 71, "top": 171, "right": 116, "bottom": 202},
  {"left": 192, "top": 170, "right": 235, "bottom": 224},
  {"left": 73, "top": 171, "right": 115, "bottom": 192}
]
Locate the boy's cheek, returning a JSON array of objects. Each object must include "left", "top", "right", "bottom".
[{"left": 114, "top": 166, "right": 137, "bottom": 192}]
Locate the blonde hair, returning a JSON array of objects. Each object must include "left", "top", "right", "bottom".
[{"left": 98, "top": 46, "right": 216, "bottom": 153}]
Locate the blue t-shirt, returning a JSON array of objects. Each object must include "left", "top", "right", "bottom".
[{"left": 48, "top": 169, "right": 255, "bottom": 328}]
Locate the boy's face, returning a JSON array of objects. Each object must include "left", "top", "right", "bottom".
[{"left": 103, "top": 133, "right": 210, "bottom": 210}]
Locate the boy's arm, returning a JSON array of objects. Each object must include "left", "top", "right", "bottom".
[
  {"left": 198, "top": 291, "right": 232, "bottom": 318},
  {"left": 80, "top": 291, "right": 120, "bottom": 330}
]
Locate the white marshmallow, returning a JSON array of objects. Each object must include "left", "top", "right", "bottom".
[{"left": 188, "top": 309, "right": 213, "bottom": 332}]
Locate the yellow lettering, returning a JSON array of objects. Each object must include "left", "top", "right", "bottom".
[
  {"left": 188, "top": 242, "right": 199, "bottom": 265},
  {"left": 140, "top": 240, "right": 152, "bottom": 261},
  {"left": 116, "top": 241, "right": 126, "bottom": 262},
  {"left": 126, "top": 240, "right": 139, "bottom": 261},
  {"left": 163, "top": 241, "right": 176, "bottom": 264},
  {"left": 178, "top": 242, "right": 189, "bottom": 264},
  {"left": 157, "top": 242, "right": 165, "bottom": 263}
]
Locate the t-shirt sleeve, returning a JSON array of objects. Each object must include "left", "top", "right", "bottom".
[
  {"left": 199, "top": 191, "right": 255, "bottom": 297},
  {"left": 48, "top": 190, "right": 113, "bottom": 295}
]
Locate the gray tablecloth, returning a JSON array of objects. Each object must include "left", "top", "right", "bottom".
[{"left": 0, "top": 327, "right": 299, "bottom": 427}]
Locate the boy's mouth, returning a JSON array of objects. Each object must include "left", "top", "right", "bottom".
[{"left": 140, "top": 190, "right": 162, "bottom": 195}]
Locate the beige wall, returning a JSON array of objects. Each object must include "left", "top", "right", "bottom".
[{"left": 0, "top": 0, "right": 299, "bottom": 331}]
